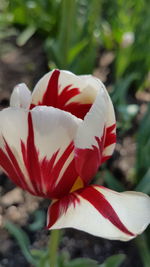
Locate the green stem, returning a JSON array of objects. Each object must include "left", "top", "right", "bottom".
[{"left": 48, "top": 230, "right": 60, "bottom": 267}]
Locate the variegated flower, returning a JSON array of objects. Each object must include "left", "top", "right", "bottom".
[{"left": 0, "top": 69, "right": 149, "bottom": 241}]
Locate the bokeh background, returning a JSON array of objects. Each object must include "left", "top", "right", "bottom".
[{"left": 0, "top": 0, "right": 150, "bottom": 266}]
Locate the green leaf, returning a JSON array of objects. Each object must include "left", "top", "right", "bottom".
[
  {"left": 135, "top": 169, "right": 150, "bottom": 193},
  {"left": 28, "top": 210, "right": 45, "bottom": 231},
  {"left": 58, "top": 0, "right": 76, "bottom": 68},
  {"left": 136, "top": 104, "right": 150, "bottom": 181},
  {"left": 136, "top": 234, "right": 150, "bottom": 267},
  {"left": 5, "top": 221, "right": 37, "bottom": 266},
  {"left": 68, "top": 39, "right": 88, "bottom": 64},
  {"left": 58, "top": 251, "right": 70, "bottom": 267},
  {"left": 115, "top": 46, "right": 132, "bottom": 78},
  {"left": 16, "top": 25, "right": 36, "bottom": 46},
  {"left": 45, "top": 39, "right": 60, "bottom": 67},
  {"left": 100, "top": 254, "right": 126, "bottom": 267},
  {"left": 112, "top": 73, "right": 137, "bottom": 106},
  {"left": 31, "top": 249, "right": 49, "bottom": 267},
  {"left": 104, "top": 171, "right": 125, "bottom": 192},
  {"left": 65, "top": 258, "right": 98, "bottom": 267}
]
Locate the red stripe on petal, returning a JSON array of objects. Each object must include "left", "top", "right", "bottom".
[
  {"left": 106, "top": 124, "right": 116, "bottom": 134},
  {"left": 40, "top": 151, "right": 59, "bottom": 194},
  {"left": 51, "top": 142, "right": 74, "bottom": 187},
  {"left": 42, "top": 69, "right": 60, "bottom": 106},
  {"left": 75, "top": 147, "right": 100, "bottom": 185},
  {"left": 47, "top": 201, "right": 60, "bottom": 229},
  {"left": 79, "top": 186, "right": 134, "bottom": 237},
  {"left": 52, "top": 158, "right": 78, "bottom": 198},
  {"left": 21, "top": 125, "right": 78, "bottom": 199},
  {"left": 0, "top": 143, "right": 34, "bottom": 194},
  {"left": 101, "top": 123, "right": 116, "bottom": 164},
  {"left": 57, "top": 85, "right": 80, "bottom": 107},
  {"left": 57, "top": 85, "right": 92, "bottom": 119},
  {"left": 75, "top": 136, "right": 104, "bottom": 185},
  {"left": 101, "top": 155, "right": 111, "bottom": 164},
  {"left": 75, "top": 124, "right": 116, "bottom": 184},
  {"left": 4, "top": 139, "right": 32, "bottom": 191},
  {"left": 47, "top": 142, "right": 78, "bottom": 199},
  {"left": 21, "top": 113, "right": 43, "bottom": 195},
  {"left": 31, "top": 69, "right": 92, "bottom": 119},
  {"left": 47, "top": 193, "right": 79, "bottom": 228},
  {"left": 104, "top": 124, "right": 116, "bottom": 148},
  {"left": 63, "top": 103, "right": 92, "bottom": 120},
  {"left": 0, "top": 148, "right": 22, "bottom": 187}
]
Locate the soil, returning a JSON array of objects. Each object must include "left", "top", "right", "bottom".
[{"left": 0, "top": 34, "right": 148, "bottom": 267}]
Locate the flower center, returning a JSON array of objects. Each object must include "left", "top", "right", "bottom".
[{"left": 70, "top": 176, "right": 84, "bottom": 193}]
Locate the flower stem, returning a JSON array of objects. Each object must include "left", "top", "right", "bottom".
[{"left": 48, "top": 230, "right": 60, "bottom": 267}]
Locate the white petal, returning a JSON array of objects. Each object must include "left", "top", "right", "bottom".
[
  {"left": 31, "top": 71, "right": 54, "bottom": 105},
  {"left": 75, "top": 86, "right": 108, "bottom": 150},
  {"left": 48, "top": 186, "right": 150, "bottom": 241},
  {"left": 59, "top": 73, "right": 100, "bottom": 105},
  {"left": 31, "top": 106, "right": 82, "bottom": 161},
  {"left": 30, "top": 106, "right": 82, "bottom": 190},
  {"left": 10, "top": 83, "right": 31, "bottom": 109},
  {"left": 31, "top": 69, "right": 99, "bottom": 106},
  {"left": 0, "top": 107, "right": 81, "bottom": 195},
  {"left": 72, "top": 80, "right": 116, "bottom": 182},
  {"left": 97, "top": 187, "right": 150, "bottom": 236},
  {"left": 102, "top": 92, "right": 116, "bottom": 158},
  {"left": 75, "top": 79, "right": 116, "bottom": 150},
  {"left": 0, "top": 107, "right": 28, "bottom": 151},
  {"left": 73, "top": 80, "right": 116, "bottom": 182},
  {"left": 0, "top": 107, "right": 33, "bottom": 191},
  {"left": 70, "top": 74, "right": 101, "bottom": 104}
]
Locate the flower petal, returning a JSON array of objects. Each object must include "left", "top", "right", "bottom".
[
  {"left": 26, "top": 106, "right": 81, "bottom": 198},
  {"left": 0, "top": 107, "right": 35, "bottom": 194},
  {"left": 0, "top": 106, "right": 81, "bottom": 198},
  {"left": 74, "top": 83, "right": 116, "bottom": 184},
  {"left": 10, "top": 83, "right": 31, "bottom": 109},
  {"left": 31, "top": 70, "right": 100, "bottom": 119},
  {"left": 47, "top": 185, "right": 150, "bottom": 241}
]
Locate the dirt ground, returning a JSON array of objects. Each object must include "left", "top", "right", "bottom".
[{"left": 0, "top": 34, "right": 147, "bottom": 267}]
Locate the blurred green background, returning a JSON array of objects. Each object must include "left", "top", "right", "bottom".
[{"left": 0, "top": 0, "right": 150, "bottom": 267}]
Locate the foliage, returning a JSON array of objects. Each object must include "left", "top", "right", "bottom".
[
  {"left": 5, "top": 221, "right": 37, "bottom": 265},
  {"left": 100, "top": 254, "right": 126, "bottom": 267},
  {"left": 5, "top": 220, "right": 126, "bottom": 267},
  {"left": 1, "top": 0, "right": 150, "bottom": 78},
  {"left": 135, "top": 104, "right": 150, "bottom": 183}
]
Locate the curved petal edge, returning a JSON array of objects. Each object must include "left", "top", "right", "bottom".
[
  {"left": 47, "top": 185, "right": 150, "bottom": 241},
  {"left": 10, "top": 83, "right": 31, "bottom": 109},
  {"left": 74, "top": 82, "right": 116, "bottom": 184}
]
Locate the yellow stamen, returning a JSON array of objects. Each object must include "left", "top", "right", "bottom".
[{"left": 70, "top": 176, "right": 84, "bottom": 193}]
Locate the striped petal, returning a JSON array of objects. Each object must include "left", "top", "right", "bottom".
[
  {"left": 0, "top": 108, "right": 34, "bottom": 194},
  {"left": 74, "top": 83, "right": 116, "bottom": 184},
  {"left": 47, "top": 185, "right": 150, "bottom": 241},
  {"left": 10, "top": 83, "right": 31, "bottom": 109},
  {"left": 31, "top": 69, "right": 100, "bottom": 119},
  {"left": 0, "top": 107, "right": 81, "bottom": 198}
]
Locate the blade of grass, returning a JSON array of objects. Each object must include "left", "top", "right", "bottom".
[
  {"left": 5, "top": 220, "right": 37, "bottom": 266},
  {"left": 100, "top": 254, "right": 126, "bottom": 267},
  {"left": 136, "top": 234, "right": 150, "bottom": 267},
  {"left": 16, "top": 25, "right": 36, "bottom": 46},
  {"left": 104, "top": 170, "right": 125, "bottom": 192},
  {"left": 58, "top": 0, "right": 76, "bottom": 68},
  {"left": 135, "top": 169, "right": 150, "bottom": 194}
]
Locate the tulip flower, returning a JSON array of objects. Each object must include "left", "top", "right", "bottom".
[{"left": 0, "top": 69, "right": 149, "bottom": 241}]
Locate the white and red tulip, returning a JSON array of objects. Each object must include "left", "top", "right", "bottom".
[{"left": 0, "top": 69, "right": 149, "bottom": 241}]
